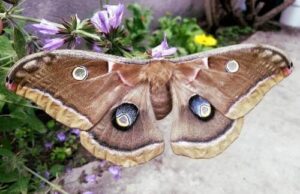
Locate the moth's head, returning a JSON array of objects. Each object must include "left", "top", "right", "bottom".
[
  {"left": 282, "top": 61, "right": 294, "bottom": 77},
  {"left": 5, "top": 76, "right": 17, "bottom": 92}
]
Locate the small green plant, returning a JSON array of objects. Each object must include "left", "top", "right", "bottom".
[
  {"left": 216, "top": 26, "right": 254, "bottom": 46},
  {"left": 0, "top": 13, "right": 77, "bottom": 192},
  {"left": 125, "top": 3, "right": 152, "bottom": 52}
]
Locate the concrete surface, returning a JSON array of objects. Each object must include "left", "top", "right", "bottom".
[
  {"left": 22, "top": 0, "right": 205, "bottom": 24},
  {"left": 60, "top": 29, "right": 300, "bottom": 194}
]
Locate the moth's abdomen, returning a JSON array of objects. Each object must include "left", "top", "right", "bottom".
[{"left": 150, "top": 83, "right": 172, "bottom": 120}]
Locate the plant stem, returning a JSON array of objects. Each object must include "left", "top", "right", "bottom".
[
  {"left": 24, "top": 166, "right": 69, "bottom": 194},
  {"left": 0, "top": 99, "right": 41, "bottom": 109},
  {"left": 0, "top": 55, "right": 14, "bottom": 62},
  {"left": 74, "top": 29, "right": 101, "bottom": 41},
  {"left": 0, "top": 13, "right": 41, "bottom": 23},
  {"left": 0, "top": 67, "right": 10, "bottom": 70}
]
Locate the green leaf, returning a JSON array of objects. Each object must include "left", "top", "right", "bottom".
[
  {"left": 0, "top": 93, "right": 5, "bottom": 112},
  {"left": 0, "top": 1, "right": 5, "bottom": 12},
  {"left": 0, "top": 148, "right": 26, "bottom": 170},
  {"left": 50, "top": 164, "right": 64, "bottom": 176},
  {"left": 0, "top": 36, "right": 16, "bottom": 59},
  {"left": 13, "top": 27, "right": 26, "bottom": 59},
  {"left": 10, "top": 108, "right": 46, "bottom": 133},
  {"left": 46, "top": 120, "right": 56, "bottom": 129},
  {"left": 0, "top": 168, "right": 19, "bottom": 183},
  {"left": 125, "top": 3, "right": 152, "bottom": 51},
  {"left": 6, "top": 176, "right": 30, "bottom": 194},
  {"left": 0, "top": 117, "right": 25, "bottom": 131},
  {"left": 0, "top": 148, "right": 15, "bottom": 158}
]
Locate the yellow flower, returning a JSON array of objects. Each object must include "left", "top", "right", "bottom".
[{"left": 194, "top": 34, "right": 218, "bottom": 46}]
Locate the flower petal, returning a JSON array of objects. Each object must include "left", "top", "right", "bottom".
[
  {"left": 84, "top": 174, "right": 97, "bottom": 183},
  {"left": 161, "top": 33, "right": 169, "bottom": 50},
  {"left": 91, "top": 11, "right": 110, "bottom": 34},
  {"left": 82, "top": 192, "right": 94, "bottom": 194},
  {"left": 56, "top": 131, "right": 66, "bottom": 142},
  {"left": 92, "top": 43, "right": 102, "bottom": 52},
  {"left": 194, "top": 34, "right": 218, "bottom": 46},
  {"left": 108, "top": 166, "right": 121, "bottom": 180},
  {"left": 105, "top": 4, "right": 124, "bottom": 29},
  {"left": 44, "top": 142, "right": 53, "bottom": 149},
  {"left": 151, "top": 34, "right": 177, "bottom": 58},
  {"left": 32, "top": 19, "right": 60, "bottom": 35},
  {"left": 70, "top": 128, "right": 80, "bottom": 137},
  {"left": 43, "top": 38, "right": 65, "bottom": 51},
  {"left": 161, "top": 47, "right": 177, "bottom": 57},
  {"left": 151, "top": 44, "right": 164, "bottom": 58}
]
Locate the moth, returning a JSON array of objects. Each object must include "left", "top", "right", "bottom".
[{"left": 5, "top": 44, "right": 293, "bottom": 167}]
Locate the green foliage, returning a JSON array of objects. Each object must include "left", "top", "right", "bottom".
[
  {"left": 124, "top": 6, "right": 218, "bottom": 56},
  {"left": 125, "top": 3, "right": 152, "bottom": 52},
  {"left": 102, "top": 28, "right": 132, "bottom": 56},
  {"left": 216, "top": 26, "right": 254, "bottom": 46},
  {"left": 0, "top": 19, "right": 81, "bottom": 193},
  {"left": 0, "top": 148, "right": 30, "bottom": 194},
  {"left": 13, "top": 27, "right": 26, "bottom": 59},
  {"left": 0, "top": 1, "right": 5, "bottom": 12},
  {"left": 0, "top": 32, "right": 17, "bottom": 61},
  {"left": 151, "top": 16, "right": 209, "bottom": 56},
  {"left": 49, "top": 164, "right": 65, "bottom": 177}
]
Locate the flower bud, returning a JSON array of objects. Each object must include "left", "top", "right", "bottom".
[{"left": 151, "top": 33, "right": 177, "bottom": 58}]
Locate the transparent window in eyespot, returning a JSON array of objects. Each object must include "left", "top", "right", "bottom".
[
  {"left": 225, "top": 60, "right": 239, "bottom": 73},
  {"left": 72, "top": 66, "right": 88, "bottom": 80}
]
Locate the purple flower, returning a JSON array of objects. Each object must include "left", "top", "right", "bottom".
[
  {"left": 56, "top": 131, "right": 66, "bottom": 142},
  {"left": 91, "top": 11, "right": 110, "bottom": 34},
  {"left": 151, "top": 34, "right": 177, "bottom": 58},
  {"left": 84, "top": 174, "right": 97, "bottom": 183},
  {"left": 99, "top": 160, "right": 106, "bottom": 168},
  {"left": 44, "top": 171, "right": 50, "bottom": 180},
  {"left": 75, "top": 36, "right": 81, "bottom": 45},
  {"left": 69, "top": 36, "right": 82, "bottom": 49},
  {"left": 104, "top": 4, "right": 124, "bottom": 29},
  {"left": 65, "top": 166, "right": 73, "bottom": 174},
  {"left": 44, "top": 142, "right": 53, "bottom": 150},
  {"left": 70, "top": 128, "right": 80, "bottom": 137},
  {"left": 43, "top": 38, "right": 65, "bottom": 51},
  {"left": 92, "top": 43, "right": 102, "bottom": 52},
  {"left": 91, "top": 3, "right": 124, "bottom": 34},
  {"left": 82, "top": 192, "right": 94, "bottom": 194},
  {"left": 108, "top": 166, "right": 121, "bottom": 180},
  {"left": 32, "top": 19, "right": 61, "bottom": 35}
]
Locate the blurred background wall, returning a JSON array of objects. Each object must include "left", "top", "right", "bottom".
[{"left": 22, "top": 0, "right": 207, "bottom": 23}]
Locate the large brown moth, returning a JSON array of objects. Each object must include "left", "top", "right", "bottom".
[{"left": 5, "top": 44, "right": 293, "bottom": 167}]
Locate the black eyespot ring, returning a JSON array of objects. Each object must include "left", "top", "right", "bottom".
[
  {"left": 189, "top": 95, "right": 215, "bottom": 121},
  {"left": 112, "top": 103, "right": 139, "bottom": 131}
]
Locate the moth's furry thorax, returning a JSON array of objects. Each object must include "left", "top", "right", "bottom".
[
  {"left": 139, "top": 60, "right": 175, "bottom": 120},
  {"left": 139, "top": 60, "right": 174, "bottom": 90}
]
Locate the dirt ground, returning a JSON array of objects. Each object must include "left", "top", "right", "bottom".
[{"left": 61, "top": 29, "right": 300, "bottom": 194}]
